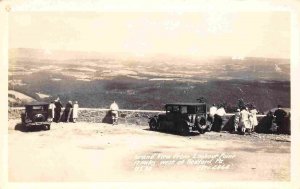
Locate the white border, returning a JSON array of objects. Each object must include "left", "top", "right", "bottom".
[{"left": 1, "top": 0, "right": 299, "bottom": 189}]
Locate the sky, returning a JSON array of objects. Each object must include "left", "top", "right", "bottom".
[{"left": 9, "top": 11, "right": 290, "bottom": 59}]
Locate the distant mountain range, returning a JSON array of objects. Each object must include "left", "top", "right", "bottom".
[{"left": 8, "top": 48, "right": 290, "bottom": 111}]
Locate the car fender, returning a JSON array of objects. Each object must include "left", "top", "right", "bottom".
[{"left": 149, "top": 116, "right": 158, "bottom": 124}]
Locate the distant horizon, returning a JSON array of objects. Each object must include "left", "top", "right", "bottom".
[{"left": 9, "top": 47, "right": 291, "bottom": 61}]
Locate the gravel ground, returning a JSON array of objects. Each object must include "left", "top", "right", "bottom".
[{"left": 8, "top": 119, "right": 290, "bottom": 182}]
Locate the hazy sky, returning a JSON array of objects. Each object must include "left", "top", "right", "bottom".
[{"left": 9, "top": 12, "right": 290, "bottom": 59}]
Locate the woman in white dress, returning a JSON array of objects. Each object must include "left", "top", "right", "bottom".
[
  {"left": 234, "top": 109, "right": 241, "bottom": 132},
  {"left": 240, "top": 107, "right": 251, "bottom": 135},
  {"left": 49, "top": 101, "right": 55, "bottom": 121},
  {"left": 249, "top": 106, "right": 258, "bottom": 132},
  {"left": 73, "top": 101, "right": 79, "bottom": 123}
]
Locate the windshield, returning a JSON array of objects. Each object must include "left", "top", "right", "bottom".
[
  {"left": 166, "top": 104, "right": 206, "bottom": 114},
  {"left": 32, "top": 106, "right": 44, "bottom": 110},
  {"left": 26, "top": 105, "right": 48, "bottom": 111},
  {"left": 196, "top": 105, "right": 206, "bottom": 113}
]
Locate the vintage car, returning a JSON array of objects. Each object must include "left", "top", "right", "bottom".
[
  {"left": 149, "top": 103, "right": 208, "bottom": 136},
  {"left": 21, "top": 102, "right": 52, "bottom": 131}
]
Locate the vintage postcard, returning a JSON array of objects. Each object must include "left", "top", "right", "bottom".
[{"left": 1, "top": 0, "right": 300, "bottom": 189}]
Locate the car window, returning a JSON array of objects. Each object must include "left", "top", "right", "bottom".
[
  {"left": 32, "top": 106, "right": 44, "bottom": 110},
  {"left": 181, "top": 106, "right": 188, "bottom": 114},
  {"left": 166, "top": 106, "right": 172, "bottom": 113},
  {"left": 196, "top": 105, "right": 206, "bottom": 113},
  {"left": 187, "top": 106, "right": 196, "bottom": 114},
  {"left": 173, "top": 106, "right": 180, "bottom": 112}
]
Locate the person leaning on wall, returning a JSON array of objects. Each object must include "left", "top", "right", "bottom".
[{"left": 110, "top": 101, "right": 119, "bottom": 125}]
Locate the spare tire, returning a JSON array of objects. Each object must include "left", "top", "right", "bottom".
[
  {"left": 196, "top": 116, "right": 208, "bottom": 134},
  {"left": 33, "top": 114, "right": 45, "bottom": 122}
]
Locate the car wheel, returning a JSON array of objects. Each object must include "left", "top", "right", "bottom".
[
  {"left": 198, "top": 124, "right": 207, "bottom": 134},
  {"left": 149, "top": 119, "right": 157, "bottom": 131}
]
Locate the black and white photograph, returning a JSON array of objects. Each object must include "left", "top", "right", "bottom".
[{"left": 1, "top": 0, "right": 300, "bottom": 188}]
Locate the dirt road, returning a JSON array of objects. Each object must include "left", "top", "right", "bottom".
[{"left": 8, "top": 119, "right": 290, "bottom": 182}]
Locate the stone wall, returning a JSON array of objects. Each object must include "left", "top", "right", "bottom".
[
  {"left": 77, "top": 109, "right": 162, "bottom": 126},
  {"left": 8, "top": 108, "right": 23, "bottom": 120},
  {"left": 8, "top": 107, "right": 265, "bottom": 128},
  {"left": 8, "top": 108, "right": 163, "bottom": 126}
]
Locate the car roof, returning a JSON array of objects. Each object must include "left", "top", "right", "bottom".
[
  {"left": 166, "top": 103, "right": 206, "bottom": 106},
  {"left": 25, "top": 101, "right": 49, "bottom": 106}
]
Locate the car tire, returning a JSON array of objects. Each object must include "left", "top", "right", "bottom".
[
  {"left": 198, "top": 124, "right": 207, "bottom": 134},
  {"left": 149, "top": 119, "right": 157, "bottom": 131}
]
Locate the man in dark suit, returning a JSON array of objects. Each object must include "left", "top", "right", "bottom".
[
  {"left": 274, "top": 105, "right": 287, "bottom": 134},
  {"left": 54, "top": 97, "right": 63, "bottom": 123}
]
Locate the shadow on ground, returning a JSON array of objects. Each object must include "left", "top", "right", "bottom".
[
  {"left": 143, "top": 128, "right": 200, "bottom": 136},
  {"left": 14, "top": 123, "right": 46, "bottom": 132}
]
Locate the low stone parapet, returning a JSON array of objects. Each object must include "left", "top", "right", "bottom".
[{"left": 8, "top": 107, "right": 163, "bottom": 126}]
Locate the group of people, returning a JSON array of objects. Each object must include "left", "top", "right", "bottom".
[
  {"left": 207, "top": 104, "right": 226, "bottom": 132},
  {"left": 233, "top": 105, "right": 258, "bottom": 135},
  {"left": 49, "top": 98, "right": 79, "bottom": 123},
  {"left": 208, "top": 103, "right": 289, "bottom": 135},
  {"left": 256, "top": 105, "right": 290, "bottom": 134},
  {"left": 49, "top": 98, "right": 119, "bottom": 125}
]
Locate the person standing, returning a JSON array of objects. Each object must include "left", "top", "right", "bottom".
[
  {"left": 54, "top": 97, "right": 63, "bottom": 123},
  {"left": 274, "top": 105, "right": 287, "bottom": 134},
  {"left": 207, "top": 104, "right": 217, "bottom": 131},
  {"left": 249, "top": 106, "right": 258, "bottom": 132},
  {"left": 49, "top": 101, "right": 55, "bottom": 121},
  {"left": 233, "top": 108, "right": 241, "bottom": 133},
  {"left": 212, "top": 105, "right": 226, "bottom": 132},
  {"left": 64, "top": 101, "right": 73, "bottom": 122},
  {"left": 73, "top": 101, "right": 79, "bottom": 123},
  {"left": 110, "top": 101, "right": 119, "bottom": 125},
  {"left": 240, "top": 107, "right": 251, "bottom": 135},
  {"left": 265, "top": 111, "right": 274, "bottom": 133}
]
